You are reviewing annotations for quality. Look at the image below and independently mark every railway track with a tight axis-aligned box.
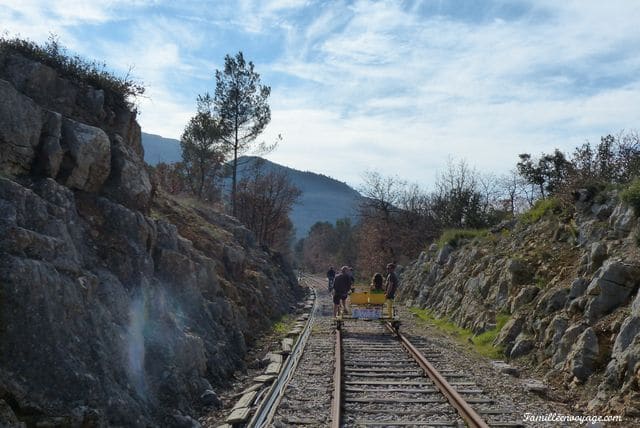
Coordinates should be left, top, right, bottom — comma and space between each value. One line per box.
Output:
334, 321, 523, 427
231, 275, 526, 427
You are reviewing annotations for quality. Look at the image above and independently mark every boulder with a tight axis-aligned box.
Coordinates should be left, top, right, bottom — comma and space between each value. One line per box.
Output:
604, 325, 640, 392
223, 244, 246, 279
592, 203, 614, 221
568, 277, 589, 300
464, 275, 489, 299
577, 219, 606, 247
491, 360, 520, 377
609, 203, 637, 238
632, 289, 640, 317
102, 134, 151, 211
494, 316, 525, 355
511, 286, 539, 312
436, 244, 453, 265
612, 316, 640, 356
553, 323, 587, 367
544, 315, 568, 357
566, 327, 599, 382
510, 334, 536, 358
0, 79, 44, 176
33, 110, 63, 178
584, 261, 640, 323
536, 287, 569, 316
588, 242, 608, 272
59, 118, 111, 192
567, 295, 588, 315
200, 389, 222, 408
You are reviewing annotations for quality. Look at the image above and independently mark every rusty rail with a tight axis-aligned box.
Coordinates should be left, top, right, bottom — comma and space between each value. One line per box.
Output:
330, 326, 342, 428
388, 323, 490, 428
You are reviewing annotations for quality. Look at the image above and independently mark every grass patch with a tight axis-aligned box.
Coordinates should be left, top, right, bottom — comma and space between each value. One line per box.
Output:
520, 197, 562, 224
436, 228, 489, 248
410, 307, 506, 359
272, 314, 294, 334
471, 313, 509, 355
621, 178, 640, 217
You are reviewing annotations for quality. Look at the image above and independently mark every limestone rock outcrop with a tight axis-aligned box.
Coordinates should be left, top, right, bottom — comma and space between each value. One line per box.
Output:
400, 187, 640, 415
0, 51, 302, 426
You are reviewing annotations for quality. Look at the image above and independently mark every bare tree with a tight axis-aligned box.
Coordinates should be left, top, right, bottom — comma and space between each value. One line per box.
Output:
432, 158, 485, 228
235, 160, 301, 252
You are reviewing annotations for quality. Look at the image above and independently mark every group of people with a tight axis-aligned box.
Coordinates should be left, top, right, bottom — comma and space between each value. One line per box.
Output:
327, 263, 399, 317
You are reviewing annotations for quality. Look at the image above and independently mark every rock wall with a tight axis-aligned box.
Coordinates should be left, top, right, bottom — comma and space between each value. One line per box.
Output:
399, 193, 640, 415
0, 52, 302, 426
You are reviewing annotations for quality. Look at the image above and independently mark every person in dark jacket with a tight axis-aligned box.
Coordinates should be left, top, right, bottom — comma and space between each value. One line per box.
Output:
385, 263, 399, 317
327, 266, 336, 292
333, 266, 351, 317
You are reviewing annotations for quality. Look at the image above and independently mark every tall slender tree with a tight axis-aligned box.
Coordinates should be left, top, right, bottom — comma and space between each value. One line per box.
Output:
214, 51, 272, 216
180, 94, 227, 200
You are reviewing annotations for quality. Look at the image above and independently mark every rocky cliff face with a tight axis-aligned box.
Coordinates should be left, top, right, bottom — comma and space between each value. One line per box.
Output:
399, 192, 640, 415
0, 52, 302, 426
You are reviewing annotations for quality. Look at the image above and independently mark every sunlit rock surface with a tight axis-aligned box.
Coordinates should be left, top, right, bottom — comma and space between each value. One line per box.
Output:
0, 52, 302, 426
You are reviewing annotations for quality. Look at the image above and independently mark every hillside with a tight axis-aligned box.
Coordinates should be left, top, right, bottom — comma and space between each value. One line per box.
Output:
140, 132, 364, 239
233, 156, 363, 240
399, 194, 640, 416
142, 132, 182, 164
0, 49, 302, 426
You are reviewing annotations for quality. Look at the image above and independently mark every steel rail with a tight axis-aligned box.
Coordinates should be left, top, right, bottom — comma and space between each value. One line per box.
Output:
387, 323, 490, 428
330, 326, 342, 428
246, 279, 319, 428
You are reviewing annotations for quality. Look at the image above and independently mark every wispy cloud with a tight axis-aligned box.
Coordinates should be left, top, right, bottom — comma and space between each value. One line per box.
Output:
2, 0, 639, 188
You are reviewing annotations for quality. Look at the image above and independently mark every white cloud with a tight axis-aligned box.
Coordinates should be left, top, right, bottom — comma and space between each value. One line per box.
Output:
3, 0, 639, 190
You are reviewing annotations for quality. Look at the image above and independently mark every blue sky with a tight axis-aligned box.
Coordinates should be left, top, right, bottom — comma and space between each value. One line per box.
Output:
2, 0, 639, 189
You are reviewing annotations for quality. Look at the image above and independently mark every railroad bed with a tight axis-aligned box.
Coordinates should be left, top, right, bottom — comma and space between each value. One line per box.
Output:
337, 321, 522, 427
220, 276, 539, 427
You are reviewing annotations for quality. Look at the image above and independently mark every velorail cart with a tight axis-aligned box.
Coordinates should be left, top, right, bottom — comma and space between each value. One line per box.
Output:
335, 291, 401, 331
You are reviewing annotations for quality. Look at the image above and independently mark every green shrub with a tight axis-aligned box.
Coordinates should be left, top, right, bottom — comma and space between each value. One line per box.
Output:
520, 197, 562, 224
0, 34, 144, 108
410, 307, 506, 358
437, 228, 489, 248
272, 314, 294, 334
621, 178, 640, 217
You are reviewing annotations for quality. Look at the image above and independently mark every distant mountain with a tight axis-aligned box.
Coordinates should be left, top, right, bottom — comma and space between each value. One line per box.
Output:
233, 156, 363, 240
142, 132, 182, 164
141, 133, 363, 240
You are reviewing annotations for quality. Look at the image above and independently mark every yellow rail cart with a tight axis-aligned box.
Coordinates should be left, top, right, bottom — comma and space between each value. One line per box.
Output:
336, 291, 400, 330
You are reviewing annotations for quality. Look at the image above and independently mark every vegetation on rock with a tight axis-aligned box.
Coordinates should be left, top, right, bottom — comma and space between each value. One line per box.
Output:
0, 34, 144, 108
621, 178, 640, 217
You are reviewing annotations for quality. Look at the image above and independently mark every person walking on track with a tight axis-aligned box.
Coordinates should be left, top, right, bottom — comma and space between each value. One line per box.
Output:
327, 266, 336, 292
333, 266, 351, 317
384, 263, 399, 318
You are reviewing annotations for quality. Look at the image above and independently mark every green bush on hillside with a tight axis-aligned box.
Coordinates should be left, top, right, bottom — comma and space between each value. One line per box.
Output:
0, 34, 144, 108
520, 197, 562, 224
437, 228, 489, 248
620, 178, 640, 217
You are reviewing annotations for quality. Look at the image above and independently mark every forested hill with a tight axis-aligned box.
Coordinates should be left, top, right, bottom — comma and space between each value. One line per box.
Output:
141, 132, 364, 239
235, 156, 364, 240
